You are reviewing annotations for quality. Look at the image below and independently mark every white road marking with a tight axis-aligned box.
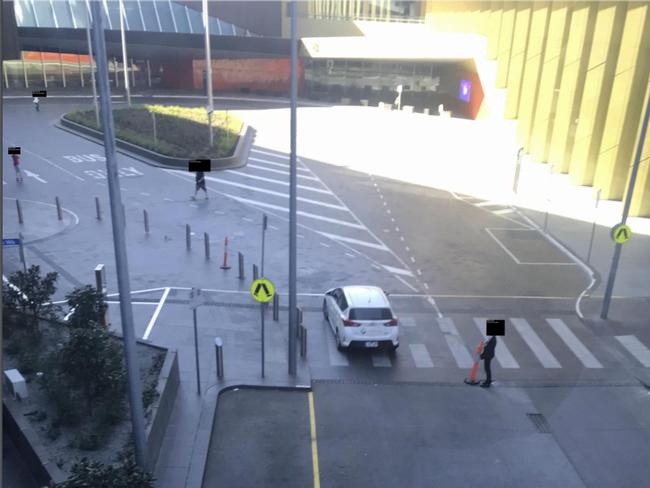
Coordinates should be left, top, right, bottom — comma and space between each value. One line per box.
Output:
400, 236, 405, 241
475, 201, 503, 207
3, 180, 6, 185
248, 164, 319, 180
382, 265, 414, 277
387, 209, 392, 214
379, 194, 384, 199
143, 287, 169, 340
423, 283, 430, 290
249, 157, 310, 172
405, 246, 410, 251
345, 252, 356, 258
107, 301, 158, 305
395, 227, 400, 232
226, 171, 331, 194
17, 146, 85, 181
371, 352, 392, 367
214, 210, 225, 215
410, 257, 416, 263
409, 344, 434, 368
510, 318, 562, 368
269, 225, 279, 230
473, 318, 519, 368
416, 269, 422, 276
614, 335, 650, 367
394, 274, 419, 292
372, 264, 382, 270
298, 234, 305, 239
390, 217, 395, 222
485, 228, 521, 264
383, 201, 387, 206
23, 169, 47, 183
316, 231, 390, 251
140, 192, 150, 196
493, 209, 514, 215
546, 318, 603, 368
223, 194, 366, 229
320, 242, 330, 248
242, 217, 254, 222
437, 317, 474, 368
251, 148, 289, 160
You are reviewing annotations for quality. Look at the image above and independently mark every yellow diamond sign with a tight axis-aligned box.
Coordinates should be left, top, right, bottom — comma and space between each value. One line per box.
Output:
610, 223, 632, 244
250, 278, 275, 303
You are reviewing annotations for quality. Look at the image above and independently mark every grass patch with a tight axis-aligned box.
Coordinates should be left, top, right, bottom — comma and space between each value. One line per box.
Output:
65, 104, 243, 159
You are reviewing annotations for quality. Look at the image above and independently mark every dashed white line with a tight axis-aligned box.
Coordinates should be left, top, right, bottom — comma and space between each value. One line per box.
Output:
345, 252, 356, 258
405, 246, 411, 252
424, 283, 430, 290
298, 234, 305, 239
395, 227, 400, 232
382, 265, 414, 277
242, 217, 254, 222
400, 236, 405, 241
320, 242, 330, 248
416, 269, 422, 276
410, 256, 416, 263
387, 209, 392, 214
140, 192, 150, 196
269, 225, 279, 230
394, 274, 419, 292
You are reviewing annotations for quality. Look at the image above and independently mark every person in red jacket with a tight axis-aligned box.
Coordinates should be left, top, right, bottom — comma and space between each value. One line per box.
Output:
11, 153, 23, 182
480, 335, 497, 388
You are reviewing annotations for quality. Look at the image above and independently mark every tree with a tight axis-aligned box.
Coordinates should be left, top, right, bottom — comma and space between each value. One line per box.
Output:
2, 265, 59, 333
55, 458, 154, 488
65, 285, 107, 328
59, 325, 126, 416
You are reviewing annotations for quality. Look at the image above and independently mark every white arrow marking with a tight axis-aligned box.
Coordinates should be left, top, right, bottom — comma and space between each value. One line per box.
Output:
23, 170, 47, 183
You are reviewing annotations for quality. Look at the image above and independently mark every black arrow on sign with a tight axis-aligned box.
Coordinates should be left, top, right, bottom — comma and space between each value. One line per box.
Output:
254, 283, 271, 298
616, 227, 629, 241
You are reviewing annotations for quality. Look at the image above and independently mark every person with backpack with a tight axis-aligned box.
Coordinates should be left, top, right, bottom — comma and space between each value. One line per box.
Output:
11, 153, 23, 182
480, 335, 497, 388
192, 171, 208, 200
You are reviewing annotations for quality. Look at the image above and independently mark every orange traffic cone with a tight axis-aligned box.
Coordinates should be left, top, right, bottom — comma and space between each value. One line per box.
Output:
464, 340, 485, 385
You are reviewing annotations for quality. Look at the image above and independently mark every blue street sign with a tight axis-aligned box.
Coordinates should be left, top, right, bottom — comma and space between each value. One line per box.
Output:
3, 238, 21, 247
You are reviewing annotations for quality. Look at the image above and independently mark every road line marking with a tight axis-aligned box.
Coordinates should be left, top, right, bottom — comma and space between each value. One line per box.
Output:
298, 234, 305, 239
107, 301, 159, 305
316, 232, 390, 251
410, 256, 416, 263
400, 236, 405, 241
226, 171, 332, 194
249, 157, 310, 172
395, 227, 400, 232
399, 317, 416, 327
485, 228, 521, 264
223, 195, 366, 229
437, 317, 474, 368
473, 317, 520, 368
546, 318, 603, 368
140, 192, 150, 196
405, 246, 410, 251
372, 264, 382, 270
383, 201, 387, 206
345, 252, 355, 258
371, 352, 392, 367
387, 209, 392, 214
269, 225, 279, 230
308, 392, 321, 488
382, 265, 414, 277
205, 176, 346, 210
242, 217, 254, 222
475, 201, 503, 207
510, 318, 561, 368
427, 296, 442, 318
493, 208, 514, 215
248, 164, 319, 180
390, 217, 395, 222
409, 344, 434, 368
320, 242, 330, 248
614, 335, 650, 367
416, 269, 422, 276
19, 146, 85, 181
251, 148, 289, 159
143, 287, 170, 340
394, 274, 419, 292
327, 336, 350, 366
423, 283, 430, 290
379, 194, 384, 199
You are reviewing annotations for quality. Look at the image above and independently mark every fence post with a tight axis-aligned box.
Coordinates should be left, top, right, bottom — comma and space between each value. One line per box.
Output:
95, 196, 101, 220
273, 293, 279, 321
143, 209, 149, 234
204, 232, 210, 260
186, 224, 191, 251
16, 199, 23, 224
300, 325, 307, 358
214, 337, 224, 379
253, 264, 259, 281
55, 197, 63, 221
238, 252, 245, 280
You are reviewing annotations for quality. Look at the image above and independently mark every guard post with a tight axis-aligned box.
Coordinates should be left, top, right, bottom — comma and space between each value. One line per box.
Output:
95, 264, 109, 327
214, 337, 224, 380
55, 197, 63, 221
238, 252, 245, 280
16, 199, 23, 224
300, 325, 307, 358
272, 293, 279, 321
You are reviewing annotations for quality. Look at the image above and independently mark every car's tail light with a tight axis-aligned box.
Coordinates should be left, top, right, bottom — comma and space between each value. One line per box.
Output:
384, 319, 398, 326
343, 319, 360, 327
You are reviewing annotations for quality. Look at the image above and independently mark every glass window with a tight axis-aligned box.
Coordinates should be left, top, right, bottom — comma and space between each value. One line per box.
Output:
105, 0, 121, 29
34, 0, 56, 27
155, 1, 175, 32
123, 1, 143, 31
349, 308, 393, 321
62, 54, 82, 88
187, 6, 203, 34
53, 1, 74, 27
170, 2, 190, 33
15, 0, 36, 27
69, 0, 89, 29
140, 2, 160, 31
209, 17, 222, 35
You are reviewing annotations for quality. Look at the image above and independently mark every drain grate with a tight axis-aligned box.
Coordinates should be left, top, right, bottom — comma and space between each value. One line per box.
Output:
527, 413, 551, 433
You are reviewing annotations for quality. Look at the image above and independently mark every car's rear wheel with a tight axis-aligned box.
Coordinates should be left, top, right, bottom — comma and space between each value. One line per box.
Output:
322, 300, 328, 320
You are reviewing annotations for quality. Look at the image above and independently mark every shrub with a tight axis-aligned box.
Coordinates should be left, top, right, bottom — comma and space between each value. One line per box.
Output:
64, 285, 107, 329
2, 266, 59, 330
55, 458, 155, 488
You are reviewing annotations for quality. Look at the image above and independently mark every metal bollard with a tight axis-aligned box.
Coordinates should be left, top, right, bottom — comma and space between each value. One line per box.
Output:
186, 224, 191, 251
272, 293, 279, 321
214, 337, 224, 379
296, 306, 303, 338
300, 325, 307, 358
122, 203, 126, 227
55, 197, 63, 220
238, 252, 245, 280
16, 199, 23, 224
204, 232, 210, 260
253, 264, 259, 281
298, 306, 303, 325
144, 209, 149, 233
95, 197, 101, 220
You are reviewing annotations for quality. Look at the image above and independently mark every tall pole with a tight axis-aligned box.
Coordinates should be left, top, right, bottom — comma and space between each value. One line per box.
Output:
85, 1, 99, 126
601, 91, 650, 319
90, 0, 146, 469
202, 0, 214, 147
118, 0, 131, 106
288, 0, 298, 376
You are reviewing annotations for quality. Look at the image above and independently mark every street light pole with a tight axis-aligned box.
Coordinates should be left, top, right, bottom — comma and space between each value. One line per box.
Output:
90, 0, 147, 469
601, 91, 650, 319
202, 0, 214, 147
288, 0, 298, 376
118, 0, 131, 106
85, 0, 99, 126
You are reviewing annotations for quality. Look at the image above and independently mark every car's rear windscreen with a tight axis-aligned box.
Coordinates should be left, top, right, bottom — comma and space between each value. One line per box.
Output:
349, 308, 393, 320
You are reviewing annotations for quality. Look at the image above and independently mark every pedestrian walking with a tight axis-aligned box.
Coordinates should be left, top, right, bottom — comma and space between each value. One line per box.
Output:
192, 171, 208, 200
33, 96, 40, 111
480, 335, 497, 388
11, 153, 23, 183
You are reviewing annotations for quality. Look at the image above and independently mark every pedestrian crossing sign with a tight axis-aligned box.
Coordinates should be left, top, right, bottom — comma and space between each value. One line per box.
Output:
610, 223, 632, 244
250, 278, 275, 303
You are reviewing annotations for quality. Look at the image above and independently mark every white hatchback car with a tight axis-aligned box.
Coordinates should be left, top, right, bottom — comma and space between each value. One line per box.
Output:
323, 286, 399, 351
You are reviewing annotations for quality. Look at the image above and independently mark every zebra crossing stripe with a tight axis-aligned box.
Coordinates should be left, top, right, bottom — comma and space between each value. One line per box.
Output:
326, 337, 350, 366
409, 344, 434, 368
546, 318, 603, 368
371, 352, 392, 367
437, 317, 474, 368
510, 318, 562, 368
473, 318, 520, 368
615, 335, 650, 367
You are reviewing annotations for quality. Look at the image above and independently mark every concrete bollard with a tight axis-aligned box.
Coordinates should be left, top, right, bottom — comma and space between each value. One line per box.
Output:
16, 199, 23, 224
186, 224, 191, 251
300, 325, 307, 358
272, 293, 279, 321
214, 337, 224, 379
95, 197, 101, 220
238, 252, 245, 280
143, 209, 149, 233
253, 264, 259, 281
55, 197, 63, 221
423, 108, 430, 115
204, 233, 210, 260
